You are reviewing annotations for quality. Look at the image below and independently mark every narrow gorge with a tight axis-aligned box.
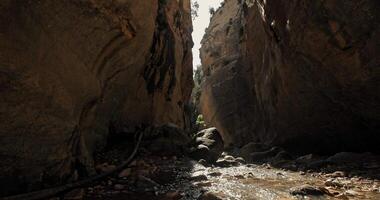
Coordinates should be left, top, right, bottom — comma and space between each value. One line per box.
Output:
0, 0, 379, 199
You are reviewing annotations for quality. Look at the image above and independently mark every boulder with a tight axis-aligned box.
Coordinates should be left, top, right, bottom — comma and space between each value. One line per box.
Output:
190, 128, 224, 163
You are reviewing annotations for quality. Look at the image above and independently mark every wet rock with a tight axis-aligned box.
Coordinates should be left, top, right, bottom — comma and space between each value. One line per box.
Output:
371, 185, 380, 192
215, 159, 239, 167
324, 179, 344, 188
290, 185, 326, 196
344, 190, 361, 197
224, 155, 235, 161
327, 171, 346, 178
190, 128, 223, 163
195, 128, 223, 143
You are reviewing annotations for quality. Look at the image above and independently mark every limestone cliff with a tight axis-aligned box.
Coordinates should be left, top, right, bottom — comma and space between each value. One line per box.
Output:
0, 0, 193, 195
200, 0, 380, 152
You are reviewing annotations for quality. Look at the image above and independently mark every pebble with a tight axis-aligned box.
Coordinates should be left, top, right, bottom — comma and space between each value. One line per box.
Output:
328, 171, 346, 178
224, 155, 235, 161
344, 189, 361, 196
371, 184, 380, 192
215, 159, 239, 167
246, 172, 255, 178
324, 179, 344, 188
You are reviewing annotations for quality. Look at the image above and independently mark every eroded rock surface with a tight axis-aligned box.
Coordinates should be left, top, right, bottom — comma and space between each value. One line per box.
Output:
0, 0, 193, 196
200, 0, 380, 152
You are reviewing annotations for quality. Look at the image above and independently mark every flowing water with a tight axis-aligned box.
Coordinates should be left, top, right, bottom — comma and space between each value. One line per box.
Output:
85, 156, 380, 200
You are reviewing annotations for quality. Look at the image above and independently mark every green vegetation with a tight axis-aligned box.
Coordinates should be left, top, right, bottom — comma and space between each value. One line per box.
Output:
196, 114, 206, 128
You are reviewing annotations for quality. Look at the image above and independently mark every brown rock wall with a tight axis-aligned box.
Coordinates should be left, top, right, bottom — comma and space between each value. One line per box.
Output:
0, 0, 193, 195
200, 0, 380, 152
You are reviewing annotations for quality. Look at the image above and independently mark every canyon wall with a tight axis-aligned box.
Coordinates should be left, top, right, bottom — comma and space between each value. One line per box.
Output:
200, 0, 380, 152
0, 0, 193, 195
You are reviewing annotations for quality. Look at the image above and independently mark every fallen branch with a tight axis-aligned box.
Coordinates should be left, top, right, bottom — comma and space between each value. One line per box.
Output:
1, 131, 144, 200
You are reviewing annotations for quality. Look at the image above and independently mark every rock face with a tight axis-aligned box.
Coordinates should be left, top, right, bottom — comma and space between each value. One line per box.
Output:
0, 0, 193, 196
200, 0, 254, 148
200, 0, 380, 153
